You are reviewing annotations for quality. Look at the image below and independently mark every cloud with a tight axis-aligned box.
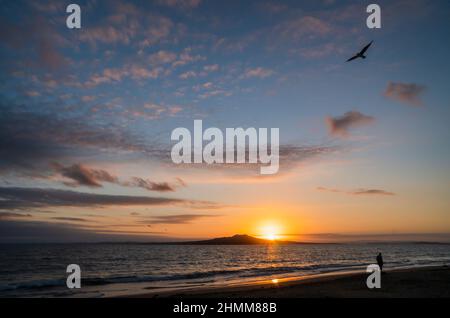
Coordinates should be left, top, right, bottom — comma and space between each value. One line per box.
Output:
30, 1, 65, 13
0, 100, 184, 187
0, 187, 217, 211
317, 187, 395, 196
148, 50, 177, 65
0, 100, 163, 176
0, 16, 67, 71
126, 102, 183, 120
124, 176, 187, 192
79, 3, 173, 48
203, 64, 219, 72
384, 82, 426, 106
81, 96, 96, 102
128, 65, 162, 80
277, 144, 339, 171
51, 217, 91, 222
326, 111, 375, 137
281, 232, 450, 243
128, 178, 175, 192
0, 212, 32, 219
258, 2, 288, 13
0, 109, 67, 175
86, 65, 162, 87
0, 98, 339, 182
179, 71, 197, 79
352, 189, 395, 196
146, 213, 220, 224
297, 43, 337, 59
213, 35, 258, 53
244, 67, 274, 79
272, 16, 332, 43
25, 91, 41, 97
157, 0, 202, 9
0, 97, 190, 177
51, 162, 187, 192
199, 89, 231, 99
172, 49, 205, 67
80, 25, 134, 45
52, 163, 119, 188
0, 219, 173, 243
168, 106, 183, 115
36, 38, 66, 70
175, 177, 187, 187
167, 144, 339, 179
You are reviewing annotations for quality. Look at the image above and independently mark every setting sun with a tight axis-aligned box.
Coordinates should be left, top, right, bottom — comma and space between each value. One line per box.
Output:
260, 223, 282, 241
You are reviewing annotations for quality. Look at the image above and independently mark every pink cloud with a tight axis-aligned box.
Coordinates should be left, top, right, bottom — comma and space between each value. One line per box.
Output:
148, 50, 178, 65
326, 111, 375, 138
317, 187, 395, 196
384, 82, 426, 107
179, 71, 197, 79
244, 67, 274, 79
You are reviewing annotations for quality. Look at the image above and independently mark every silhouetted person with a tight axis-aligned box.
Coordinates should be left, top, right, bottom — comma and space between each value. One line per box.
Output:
376, 253, 384, 272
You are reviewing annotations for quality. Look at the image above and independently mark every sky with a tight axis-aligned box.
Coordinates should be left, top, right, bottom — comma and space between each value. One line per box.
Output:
0, 0, 450, 243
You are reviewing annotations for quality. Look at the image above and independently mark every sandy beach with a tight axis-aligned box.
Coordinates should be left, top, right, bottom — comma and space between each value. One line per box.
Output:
131, 266, 450, 298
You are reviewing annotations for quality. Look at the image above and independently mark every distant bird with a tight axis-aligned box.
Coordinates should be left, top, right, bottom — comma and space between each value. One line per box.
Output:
346, 41, 373, 62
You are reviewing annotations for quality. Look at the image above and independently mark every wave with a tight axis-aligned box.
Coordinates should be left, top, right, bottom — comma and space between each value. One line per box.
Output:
0, 278, 66, 292
0, 262, 377, 292
1, 259, 448, 294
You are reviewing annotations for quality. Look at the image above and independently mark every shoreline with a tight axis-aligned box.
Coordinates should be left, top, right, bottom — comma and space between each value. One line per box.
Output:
125, 265, 450, 298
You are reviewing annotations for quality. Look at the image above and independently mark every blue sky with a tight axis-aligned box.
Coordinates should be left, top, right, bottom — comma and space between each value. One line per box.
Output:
0, 0, 449, 242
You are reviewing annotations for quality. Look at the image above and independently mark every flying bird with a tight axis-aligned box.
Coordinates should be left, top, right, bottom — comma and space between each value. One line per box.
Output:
346, 41, 373, 62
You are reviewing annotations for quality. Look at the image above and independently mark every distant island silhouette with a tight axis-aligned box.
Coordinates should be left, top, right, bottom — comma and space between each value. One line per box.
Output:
174, 234, 310, 245
97, 235, 449, 245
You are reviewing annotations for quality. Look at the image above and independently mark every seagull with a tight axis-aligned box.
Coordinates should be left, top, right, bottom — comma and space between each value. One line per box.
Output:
346, 41, 373, 62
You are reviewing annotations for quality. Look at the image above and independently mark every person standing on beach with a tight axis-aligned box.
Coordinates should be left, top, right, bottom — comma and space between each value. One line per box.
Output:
377, 253, 384, 272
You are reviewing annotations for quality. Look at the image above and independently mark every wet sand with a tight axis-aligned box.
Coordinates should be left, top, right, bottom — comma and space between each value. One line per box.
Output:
131, 266, 450, 298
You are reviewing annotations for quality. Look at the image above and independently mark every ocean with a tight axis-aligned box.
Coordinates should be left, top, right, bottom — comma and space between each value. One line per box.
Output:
1, 243, 449, 297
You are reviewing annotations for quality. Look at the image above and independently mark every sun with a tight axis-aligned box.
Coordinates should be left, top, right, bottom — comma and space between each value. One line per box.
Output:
260, 224, 281, 241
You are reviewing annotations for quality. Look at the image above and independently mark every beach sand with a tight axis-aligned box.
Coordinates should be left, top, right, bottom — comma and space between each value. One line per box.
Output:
131, 266, 450, 298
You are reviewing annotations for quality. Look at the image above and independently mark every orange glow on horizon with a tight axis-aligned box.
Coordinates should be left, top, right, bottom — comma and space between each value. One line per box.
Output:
259, 222, 283, 241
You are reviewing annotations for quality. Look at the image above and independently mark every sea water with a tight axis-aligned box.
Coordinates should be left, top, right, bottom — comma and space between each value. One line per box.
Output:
0, 243, 449, 297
